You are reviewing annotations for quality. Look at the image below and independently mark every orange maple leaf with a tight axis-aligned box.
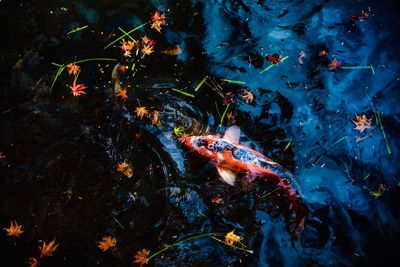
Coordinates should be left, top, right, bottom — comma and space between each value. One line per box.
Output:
328, 59, 342, 71
142, 45, 154, 56
161, 45, 182, 56
66, 63, 80, 76
135, 107, 149, 119
225, 230, 243, 246
151, 111, 161, 126
39, 238, 59, 258
242, 90, 254, 103
352, 114, 372, 132
117, 88, 128, 100
97, 236, 117, 252
133, 249, 150, 266
27, 257, 40, 267
4, 220, 24, 237
117, 162, 134, 178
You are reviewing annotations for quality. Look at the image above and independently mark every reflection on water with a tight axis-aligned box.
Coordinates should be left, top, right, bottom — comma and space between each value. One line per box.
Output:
0, 0, 399, 266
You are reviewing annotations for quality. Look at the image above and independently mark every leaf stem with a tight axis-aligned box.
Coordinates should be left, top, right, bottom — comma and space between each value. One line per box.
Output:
104, 22, 148, 49
219, 103, 230, 126
172, 88, 195, 98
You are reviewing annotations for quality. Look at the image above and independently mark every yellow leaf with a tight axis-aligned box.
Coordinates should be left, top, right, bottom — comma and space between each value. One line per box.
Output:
4, 220, 23, 237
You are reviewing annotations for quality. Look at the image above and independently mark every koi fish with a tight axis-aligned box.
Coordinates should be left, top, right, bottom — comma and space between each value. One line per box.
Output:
183, 126, 306, 238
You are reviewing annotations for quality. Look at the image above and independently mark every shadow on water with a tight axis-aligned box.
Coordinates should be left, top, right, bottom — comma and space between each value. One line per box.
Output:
0, 0, 400, 266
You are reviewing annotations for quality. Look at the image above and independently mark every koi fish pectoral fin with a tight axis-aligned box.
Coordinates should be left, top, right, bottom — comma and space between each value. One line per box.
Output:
217, 166, 236, 186
223, 125, 241, 144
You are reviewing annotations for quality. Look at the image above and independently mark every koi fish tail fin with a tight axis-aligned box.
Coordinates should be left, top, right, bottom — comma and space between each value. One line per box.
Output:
278, 180, 306, 240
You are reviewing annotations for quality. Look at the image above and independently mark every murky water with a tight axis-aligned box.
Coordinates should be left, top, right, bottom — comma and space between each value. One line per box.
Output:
0, 0, 399, 266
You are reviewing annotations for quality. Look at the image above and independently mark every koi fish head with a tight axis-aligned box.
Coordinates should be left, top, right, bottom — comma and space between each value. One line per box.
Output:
183, 135, 220, 159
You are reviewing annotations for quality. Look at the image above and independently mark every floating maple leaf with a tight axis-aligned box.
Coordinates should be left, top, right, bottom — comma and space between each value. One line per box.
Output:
151, 11, 165, 21
151, 111, 161, 126
226, 111, 235, 123
69, 83, 87, 96
173, 126, 185, 136
266, 53, 282, 64
27, 257, 40, 267
120, 40, 136, 57
4, 220, 23, 237
141, 36, 156, 47
117, 162, 133, 178
66, 63, 80, 76
225, 230, 243, 246
318, 50, 329, 57
151, 11, 166, 33
369, 184, 388, 198
161, 45, 182, 56
242, 90, 254, 103
211, 195, 223, 204
134, 249, 150, 266
352, 114, 373, 132
142, 45, 154, 55
118, 64, 127, 73
117, 88, 128, 100
328, 59, 342, 71
39, 238, 59, 258
135, 107, 149, 119
97, 236, 117, 252
359, 9, 371, 21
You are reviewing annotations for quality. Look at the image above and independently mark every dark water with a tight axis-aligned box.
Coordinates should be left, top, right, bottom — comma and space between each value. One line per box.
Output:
1, 0, 400, 266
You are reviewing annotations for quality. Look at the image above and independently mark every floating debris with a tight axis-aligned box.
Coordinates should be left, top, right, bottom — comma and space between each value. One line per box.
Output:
97, 236, 117, 252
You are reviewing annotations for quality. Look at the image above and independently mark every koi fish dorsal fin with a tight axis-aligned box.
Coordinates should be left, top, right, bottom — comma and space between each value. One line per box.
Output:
223, 125, 241, 144
217, 166, 236, 186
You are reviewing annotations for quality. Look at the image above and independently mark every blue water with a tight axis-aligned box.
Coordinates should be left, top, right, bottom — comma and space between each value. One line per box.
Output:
0, 0, 399, 266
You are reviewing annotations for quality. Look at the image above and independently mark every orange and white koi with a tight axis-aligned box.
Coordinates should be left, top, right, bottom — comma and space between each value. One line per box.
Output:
183, 126, 306, 238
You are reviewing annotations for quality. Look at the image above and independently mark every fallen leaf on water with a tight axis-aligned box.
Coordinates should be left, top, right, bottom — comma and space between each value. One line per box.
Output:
328, 59, 341, 71
117, 162, 134, 178
211, 195, 223, 204
117, 88, 128, 100
266, 53, 282, 64
66, 63, 80, 76
97, 236, 117, 252
225, 230, 243, 246
69, 83, 87, 96
173, 126, 185, 136
39, 238, 59, 258
318, 50, 329, 57
370, 184, 388, 198
242, 90, 254, 103
142, 36, 156, 47
352, 114, 372, 132
151, 11, 166, 33
142, 45, 154, 56
4, 220, 24, 237
226, 111, 235, 123
161, 45, 182, 55
151, 111, 161, 126
27, 257, 40, 267
133, 249, 150, 266
118, 64, 127, 73
134, 107, 150, 119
